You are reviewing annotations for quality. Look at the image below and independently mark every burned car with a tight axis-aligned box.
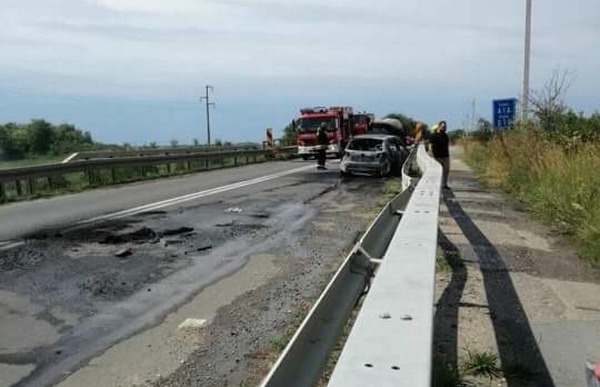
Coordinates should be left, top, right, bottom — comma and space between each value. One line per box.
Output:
340, 134, 408, 176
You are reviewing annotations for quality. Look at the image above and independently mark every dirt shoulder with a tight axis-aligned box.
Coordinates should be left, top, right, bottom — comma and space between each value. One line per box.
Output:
434, 147, 600, 386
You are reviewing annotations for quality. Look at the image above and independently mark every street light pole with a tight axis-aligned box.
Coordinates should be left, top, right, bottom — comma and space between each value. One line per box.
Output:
200, 85, 215, 147
521, 0, 532, 121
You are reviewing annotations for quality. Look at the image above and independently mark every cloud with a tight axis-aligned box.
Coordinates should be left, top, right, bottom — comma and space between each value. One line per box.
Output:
0, 0, 598, 141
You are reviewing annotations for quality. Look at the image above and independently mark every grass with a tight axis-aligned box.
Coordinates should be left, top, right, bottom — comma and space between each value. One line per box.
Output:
0, 156, 64, 170
461, 350, 501, 379
436, 254, 453, 273
433, 360, 473, 387
463, 130, 600, 266
378, 177, 403, 206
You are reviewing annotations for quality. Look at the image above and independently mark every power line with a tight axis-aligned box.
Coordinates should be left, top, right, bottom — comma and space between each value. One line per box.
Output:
200, 85, 215, 147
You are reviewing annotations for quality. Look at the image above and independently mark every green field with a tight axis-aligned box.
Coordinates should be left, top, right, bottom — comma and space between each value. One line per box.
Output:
0, 157, 64, 170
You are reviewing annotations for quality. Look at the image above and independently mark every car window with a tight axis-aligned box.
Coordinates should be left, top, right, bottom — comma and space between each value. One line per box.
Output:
348, 138, 383, 151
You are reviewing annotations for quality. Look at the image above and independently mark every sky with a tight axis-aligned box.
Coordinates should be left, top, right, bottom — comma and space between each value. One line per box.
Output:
1, 0, 599, 145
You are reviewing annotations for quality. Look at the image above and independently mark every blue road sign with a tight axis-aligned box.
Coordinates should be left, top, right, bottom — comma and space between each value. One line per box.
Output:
493, 98, 517, 128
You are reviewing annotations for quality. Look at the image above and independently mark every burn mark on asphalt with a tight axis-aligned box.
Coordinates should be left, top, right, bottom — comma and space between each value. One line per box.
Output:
160, 227, 195, 237
99, 227, 159, 245
303, 183, 339, 204
34, 309, 65, 327
0, 351, 39, 366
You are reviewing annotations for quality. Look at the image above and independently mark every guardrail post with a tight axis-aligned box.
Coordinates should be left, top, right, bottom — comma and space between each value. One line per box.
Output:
166, 163, 172, 175
0, 182, 5, 201
15, 180, 22, 196
234, 157, 238, 167
27, 178, 35, 195
111, 168, 116, 183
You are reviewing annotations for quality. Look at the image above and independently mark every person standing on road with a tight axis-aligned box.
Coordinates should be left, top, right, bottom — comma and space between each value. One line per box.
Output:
429, 120, 450, 190
316, 122, 329, 170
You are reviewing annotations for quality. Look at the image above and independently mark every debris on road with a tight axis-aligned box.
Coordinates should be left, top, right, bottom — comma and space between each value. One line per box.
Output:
160, 227, 195, 237
101, 226, 159, 244
184, 244, 213, 254
225, 207, 243, 213
250, 213, 270, 219
178, 318, 208, 330
115, 248, 133, 258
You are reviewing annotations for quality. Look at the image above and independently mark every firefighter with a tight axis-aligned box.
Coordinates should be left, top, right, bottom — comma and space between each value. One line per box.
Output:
316, 122, 329, 170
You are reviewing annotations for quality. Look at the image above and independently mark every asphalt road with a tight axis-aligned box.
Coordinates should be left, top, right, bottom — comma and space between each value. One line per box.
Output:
0, 158, 387, 387
0, 160, 315, 243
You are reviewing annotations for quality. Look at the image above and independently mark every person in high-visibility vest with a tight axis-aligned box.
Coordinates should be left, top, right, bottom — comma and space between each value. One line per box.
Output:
414, 122, 425, 144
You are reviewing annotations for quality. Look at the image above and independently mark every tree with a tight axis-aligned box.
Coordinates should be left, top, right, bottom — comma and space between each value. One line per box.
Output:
478, 118, 492, 132
28, 119, 54, 154
282, 122, 296, 145
51, 123, 94, 155
528, 69, 572, 132
192, 138, 200, 147
169, 139, 179, 148
471, 119, 493, 142
214, 138, 223, 147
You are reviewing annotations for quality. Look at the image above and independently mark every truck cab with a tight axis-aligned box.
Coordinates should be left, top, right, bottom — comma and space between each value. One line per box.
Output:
295, 106, 354, 159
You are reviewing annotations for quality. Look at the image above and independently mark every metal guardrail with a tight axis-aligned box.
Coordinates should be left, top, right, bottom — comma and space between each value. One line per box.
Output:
0, 147, 298, 200
62, 145, 263, 163
0, 149, 271, 184
260, 144, 442, 387
329, 144, 441, 386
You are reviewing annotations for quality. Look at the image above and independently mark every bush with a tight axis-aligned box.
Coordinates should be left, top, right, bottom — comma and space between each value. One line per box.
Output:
0, 120, 97, 158
464, 122, 600, 266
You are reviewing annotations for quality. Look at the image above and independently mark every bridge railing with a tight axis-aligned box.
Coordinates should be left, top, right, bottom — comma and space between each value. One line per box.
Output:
0, 147, 297, 202
260, 144, 442, 387
61, 145, 264, 163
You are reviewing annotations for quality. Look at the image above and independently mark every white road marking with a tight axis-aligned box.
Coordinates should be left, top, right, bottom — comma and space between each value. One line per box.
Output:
1, 163, 321, 250
0, 241, 25, 251
75, 164, 315, 225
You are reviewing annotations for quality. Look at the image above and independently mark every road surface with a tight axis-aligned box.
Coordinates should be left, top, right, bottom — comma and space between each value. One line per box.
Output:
0, 159, 388, 386
0, 160, 318, 244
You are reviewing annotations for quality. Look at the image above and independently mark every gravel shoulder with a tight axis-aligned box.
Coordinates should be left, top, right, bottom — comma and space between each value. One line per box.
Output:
434, 147, 600, 386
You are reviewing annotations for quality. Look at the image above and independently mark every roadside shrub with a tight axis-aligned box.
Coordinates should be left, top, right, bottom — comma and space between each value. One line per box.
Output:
464, 125, 600, 266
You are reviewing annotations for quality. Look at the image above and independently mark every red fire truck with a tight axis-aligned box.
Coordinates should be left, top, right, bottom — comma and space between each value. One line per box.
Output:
294, 106, 370, 159
352, 112, 373, 136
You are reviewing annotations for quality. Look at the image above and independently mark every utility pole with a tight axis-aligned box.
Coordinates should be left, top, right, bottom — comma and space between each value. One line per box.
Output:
471, 99, 477, 131
521, 0, 532, 121
200, 85, 215, 147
